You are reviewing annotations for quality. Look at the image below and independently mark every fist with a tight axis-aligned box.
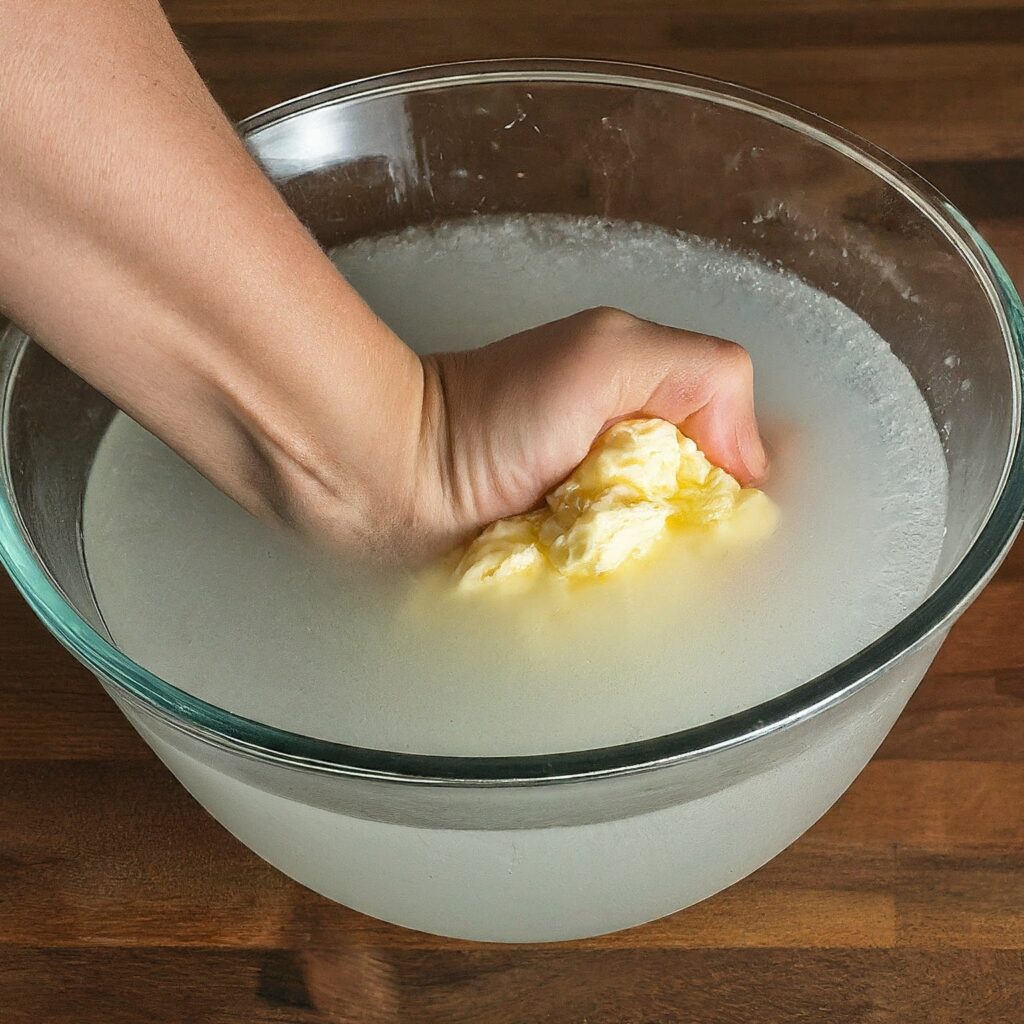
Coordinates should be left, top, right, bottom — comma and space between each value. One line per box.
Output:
410, 307, 768, 557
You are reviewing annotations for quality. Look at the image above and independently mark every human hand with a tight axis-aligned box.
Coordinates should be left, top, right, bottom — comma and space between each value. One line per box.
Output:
371, 307, 770, 561
0, 5, 767, 570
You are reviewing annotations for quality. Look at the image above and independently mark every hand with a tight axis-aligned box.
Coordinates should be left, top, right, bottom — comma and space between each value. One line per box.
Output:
0, 4, 766, 568
365, 307, 769, 561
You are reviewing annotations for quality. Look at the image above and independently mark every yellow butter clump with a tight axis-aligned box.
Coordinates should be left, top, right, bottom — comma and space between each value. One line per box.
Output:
456, 418, 777, 589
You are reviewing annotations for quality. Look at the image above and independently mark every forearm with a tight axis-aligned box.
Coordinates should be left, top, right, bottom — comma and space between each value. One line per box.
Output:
0, 0, 422, 534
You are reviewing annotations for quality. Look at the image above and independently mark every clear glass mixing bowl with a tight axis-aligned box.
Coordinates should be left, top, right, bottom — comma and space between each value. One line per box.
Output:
2, 61, 1022, 942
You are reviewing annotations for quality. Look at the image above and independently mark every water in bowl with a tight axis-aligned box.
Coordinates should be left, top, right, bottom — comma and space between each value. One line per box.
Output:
82, 216, 948, 756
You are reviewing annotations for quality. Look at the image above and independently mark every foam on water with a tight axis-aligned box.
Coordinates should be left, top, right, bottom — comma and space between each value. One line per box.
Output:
82, 216, 948, 755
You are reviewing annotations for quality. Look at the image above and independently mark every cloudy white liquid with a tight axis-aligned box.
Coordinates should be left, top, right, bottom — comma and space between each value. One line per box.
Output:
83, 216, 948, 756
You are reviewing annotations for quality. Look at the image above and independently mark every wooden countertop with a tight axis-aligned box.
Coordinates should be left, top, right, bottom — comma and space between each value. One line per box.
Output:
2, 2, 1023, 1021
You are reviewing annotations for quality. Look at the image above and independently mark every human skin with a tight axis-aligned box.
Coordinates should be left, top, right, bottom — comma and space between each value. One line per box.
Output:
0, 0, 768, 562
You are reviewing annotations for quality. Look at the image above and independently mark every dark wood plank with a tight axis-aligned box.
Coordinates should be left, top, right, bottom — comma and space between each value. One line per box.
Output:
3, 946, 1024, 1024
156, 3, 1024, 161
878, 671, 1024, 762
162, 0, 1024, 21
0, 594, 149, 762
930, 582, 1024, 675
896, 851, 1024, 949
819, 760, 1024, 850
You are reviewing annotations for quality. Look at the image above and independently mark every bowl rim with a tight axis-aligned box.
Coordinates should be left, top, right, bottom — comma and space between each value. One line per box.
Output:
2, 58, 1022, 786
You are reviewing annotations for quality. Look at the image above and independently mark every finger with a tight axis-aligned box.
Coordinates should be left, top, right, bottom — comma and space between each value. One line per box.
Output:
682, 389, 768, 486
555, 312, 770, 485
679, 345, 768, 485
639, 334, 768, 485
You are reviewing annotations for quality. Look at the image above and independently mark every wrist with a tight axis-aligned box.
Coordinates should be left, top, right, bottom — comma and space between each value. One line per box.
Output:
215, 295, 431, 558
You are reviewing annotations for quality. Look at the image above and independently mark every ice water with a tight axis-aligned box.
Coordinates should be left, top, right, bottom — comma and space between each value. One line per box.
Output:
82, 216, 948, 756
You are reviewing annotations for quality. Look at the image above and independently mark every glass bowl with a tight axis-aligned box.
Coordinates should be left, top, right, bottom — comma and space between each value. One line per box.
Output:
1, 60, 1022, 942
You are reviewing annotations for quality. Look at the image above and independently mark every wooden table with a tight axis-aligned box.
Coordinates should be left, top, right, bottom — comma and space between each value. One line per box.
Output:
2, 2, 1023, 1021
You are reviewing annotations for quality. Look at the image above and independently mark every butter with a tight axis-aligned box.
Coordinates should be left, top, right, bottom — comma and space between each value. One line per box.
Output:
454, 511, 548, 588
456, 418, 778, 589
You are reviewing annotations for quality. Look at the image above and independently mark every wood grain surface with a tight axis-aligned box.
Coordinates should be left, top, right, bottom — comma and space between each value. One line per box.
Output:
2, 2, 1023, 1021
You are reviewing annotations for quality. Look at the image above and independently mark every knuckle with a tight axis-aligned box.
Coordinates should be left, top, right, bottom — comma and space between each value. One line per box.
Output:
579, 305, 641, 335
571, 307, 648, 369
712, 339, 754, 378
